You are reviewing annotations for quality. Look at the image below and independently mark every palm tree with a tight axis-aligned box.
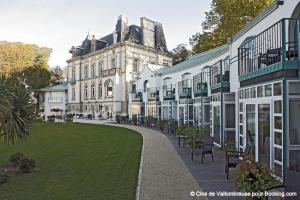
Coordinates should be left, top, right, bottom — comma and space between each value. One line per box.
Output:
0, 78, 34, 144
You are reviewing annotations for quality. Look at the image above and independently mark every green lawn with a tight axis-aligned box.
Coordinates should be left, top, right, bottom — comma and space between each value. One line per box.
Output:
0, 122, 142, 200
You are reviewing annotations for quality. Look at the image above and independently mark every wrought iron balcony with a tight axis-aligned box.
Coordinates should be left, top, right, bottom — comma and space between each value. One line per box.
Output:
69, 77, 76, 85
132, 90, 143, 102
178, 79, 192, 99
193, 72, 209, 97
210, 59, 230, 93
163, 84, 176, 100
147, 88, 160, 101
102, 68, 119, 77
238, 18, 299, 84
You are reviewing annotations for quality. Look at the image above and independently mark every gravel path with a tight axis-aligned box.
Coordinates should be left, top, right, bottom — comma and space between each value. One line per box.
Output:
74, 120, 204, 200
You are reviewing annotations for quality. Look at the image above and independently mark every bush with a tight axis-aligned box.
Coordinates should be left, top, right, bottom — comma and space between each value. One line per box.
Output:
65, 118, 73, 123
47, 115, 55, 122
8, 152, 36, 173
9, 152, 24, 166
132, 115, 137, 125
18, 158, 36, 173
115, 115, 121, 123
0, 171, 9, 185
235, 157, 278, 195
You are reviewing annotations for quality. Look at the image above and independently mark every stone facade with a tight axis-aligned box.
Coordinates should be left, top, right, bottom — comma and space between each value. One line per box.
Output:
66, 15, 172, 119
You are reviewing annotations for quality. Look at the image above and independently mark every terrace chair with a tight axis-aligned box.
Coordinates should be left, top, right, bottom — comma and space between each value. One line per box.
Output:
225, 144, 251, 179
201, 136, 214, 164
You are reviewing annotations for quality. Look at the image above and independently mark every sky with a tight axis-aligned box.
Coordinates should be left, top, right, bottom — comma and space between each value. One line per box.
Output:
0, 0, 212, 68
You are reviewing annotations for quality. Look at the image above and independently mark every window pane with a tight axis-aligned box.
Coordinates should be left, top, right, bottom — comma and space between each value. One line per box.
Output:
274, 147, 282, 162
225, 104, 235, 128
289, 82, 300, 95
240, 136, 244, 146
274, 116, 282, 130
251, 87, 256, 98
274, 132, 282, 146
274, 101, 282, 114
240, 114, 243, 123
246, 104, 256, 159
258, 86, 264, 97
289, 100, 300, 145
289, 150, 300, 172
239, 102, 243, 112
265, 84, 272, 96
273, 82, 282, 96
274, 162, 282, 177
240, 125, 243, 135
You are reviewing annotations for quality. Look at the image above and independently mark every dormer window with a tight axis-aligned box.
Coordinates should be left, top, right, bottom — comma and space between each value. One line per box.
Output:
91, 43, 96, 52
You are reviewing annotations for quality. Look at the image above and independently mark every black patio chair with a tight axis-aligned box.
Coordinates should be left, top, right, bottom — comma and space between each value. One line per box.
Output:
201, 136, 214, 164
225, 144, 251, 179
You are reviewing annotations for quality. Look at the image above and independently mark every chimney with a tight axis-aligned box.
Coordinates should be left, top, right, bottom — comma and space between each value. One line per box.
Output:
140, 17, 155, 48
115, 15, 129, 42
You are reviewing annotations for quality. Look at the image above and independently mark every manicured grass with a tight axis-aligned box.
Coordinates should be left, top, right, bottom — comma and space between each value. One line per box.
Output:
0, 122, 142, 200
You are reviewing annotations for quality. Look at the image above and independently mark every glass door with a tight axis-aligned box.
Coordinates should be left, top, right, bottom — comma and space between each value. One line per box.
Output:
258, 104, 271, 167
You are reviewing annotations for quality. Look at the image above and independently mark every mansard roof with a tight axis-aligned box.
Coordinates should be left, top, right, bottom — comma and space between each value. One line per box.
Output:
154, 44, 229, 75
38, 83, 68, 92
70, 16, 168, 58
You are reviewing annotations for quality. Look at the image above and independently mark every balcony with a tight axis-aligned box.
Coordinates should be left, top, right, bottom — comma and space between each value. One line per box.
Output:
163, 84, 176, 100
48, 97, 63, 104
147, 88, 160, 101
102, 68, 119, 78
210, 59, 230, 93
238, 18, 299, 86
132, 90, 143, 102
69, 77, 76, 85
193, 72, 209, 97
178, 79, 192, 99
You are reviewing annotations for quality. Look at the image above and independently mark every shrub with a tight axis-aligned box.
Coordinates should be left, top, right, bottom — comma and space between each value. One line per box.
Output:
9, 152, 24, 166
143, 117, 149, 126
18, 158, 36, 173
132, 115, 137, 125
115, 115, 121, 123
47, 115, 55, 122
235, 157, 278, 195
0, 171, 9, 185
65, 118, 73, 123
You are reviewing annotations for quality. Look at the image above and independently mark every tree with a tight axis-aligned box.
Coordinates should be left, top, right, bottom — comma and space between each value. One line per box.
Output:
171, 44, 194, 65
190, 0, 274, 53
50, 66, 64, 84
0, 41, 52, 77
0, 78, 34, 144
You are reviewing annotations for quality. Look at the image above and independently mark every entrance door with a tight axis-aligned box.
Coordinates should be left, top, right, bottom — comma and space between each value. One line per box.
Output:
258, 104, 271, 167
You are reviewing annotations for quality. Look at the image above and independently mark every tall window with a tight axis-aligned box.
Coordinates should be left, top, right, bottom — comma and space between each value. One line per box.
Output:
84, 65, 88, 79
111, 58, 116, 68
98, 84, 102, 98
91, 84, 95, 99
71, 66, 75, 80
72, 88, 75, 100
144, 80, 149, 92
84, 84, 88, 99
98, 61, 103, 77
91, 65, 95, 78
105, 80, 113, 97
133, 59, 139, 72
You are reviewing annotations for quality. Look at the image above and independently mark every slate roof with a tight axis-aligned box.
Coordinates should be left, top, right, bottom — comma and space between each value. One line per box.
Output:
154, 44, 229, 75
70, 17, 168, 58
38, 83, 68, 92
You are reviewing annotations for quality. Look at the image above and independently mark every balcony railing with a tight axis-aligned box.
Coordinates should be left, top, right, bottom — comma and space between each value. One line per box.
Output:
69, 77, 76, 84
193, 72, 209, 97
102, 68, 119, 77
132, 90, 143, 102
178, 79, 192, 98
238, 18, 299, 81
147, 88, 160, 101
163, 84, 176, 100
48, 97, 63, 104
210, 59, 230, 92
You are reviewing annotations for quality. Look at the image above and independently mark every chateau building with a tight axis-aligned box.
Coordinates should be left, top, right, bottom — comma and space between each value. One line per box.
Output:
66, 15, 172, 119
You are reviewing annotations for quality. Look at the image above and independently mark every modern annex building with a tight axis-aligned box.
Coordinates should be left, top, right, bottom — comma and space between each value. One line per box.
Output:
128, 0, 300, 188
66, 15, 173, 119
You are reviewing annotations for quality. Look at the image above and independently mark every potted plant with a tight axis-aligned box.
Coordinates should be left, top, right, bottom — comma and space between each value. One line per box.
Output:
235, 157, 279, 199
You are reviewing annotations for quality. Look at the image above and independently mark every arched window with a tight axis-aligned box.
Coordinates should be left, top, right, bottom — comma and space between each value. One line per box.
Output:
84, 65, 88, 79
144, 80, 150, 92
98, 83, 102, 98
91, 65, 95, 78
104, 79, 114, 97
